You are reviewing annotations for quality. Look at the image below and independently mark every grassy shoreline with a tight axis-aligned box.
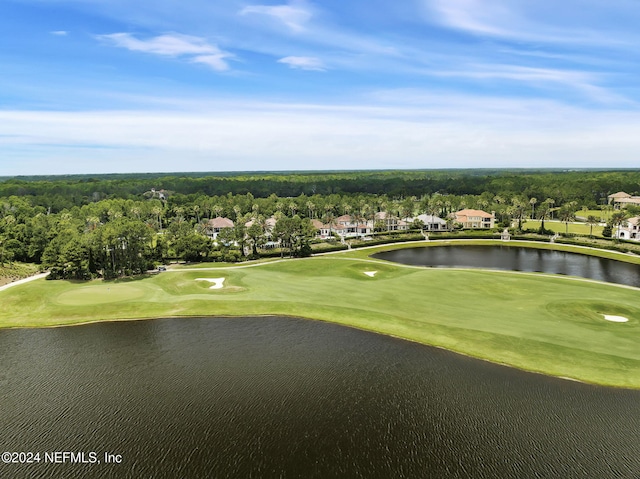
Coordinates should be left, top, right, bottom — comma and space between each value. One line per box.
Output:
2, 240, 640, 389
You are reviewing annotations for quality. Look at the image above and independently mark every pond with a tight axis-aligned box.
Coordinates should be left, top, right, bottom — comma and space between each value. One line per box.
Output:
373, 245, 640, 287
1, 317, 639, 478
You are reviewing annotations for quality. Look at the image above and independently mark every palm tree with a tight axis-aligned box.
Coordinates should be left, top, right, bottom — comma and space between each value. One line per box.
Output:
151, 206, 163, 231
511, 197, 527, 230
586, 215, 599, 238
529, 197, 537, 219
193, 205, 201, 224
536, 200, 550, 232
547, 198, 556, 219
559, 204, 576, 235
306, 201, 315, 219
610, 210, 629, 241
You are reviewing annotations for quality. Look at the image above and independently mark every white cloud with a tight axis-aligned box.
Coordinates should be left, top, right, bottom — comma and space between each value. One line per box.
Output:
191, 55, 231, 72
428, 65, 628, 105
425, 0, 637, 46
97, 33, 233, 71
98, 33, 217, 56
240, 2, 312, 32
278, 56, 325, 71
50, 30, 69, 36
3, 96, 640, 174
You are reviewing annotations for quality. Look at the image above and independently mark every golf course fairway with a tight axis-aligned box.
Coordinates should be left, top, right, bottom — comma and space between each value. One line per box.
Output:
1, 242, 640, 389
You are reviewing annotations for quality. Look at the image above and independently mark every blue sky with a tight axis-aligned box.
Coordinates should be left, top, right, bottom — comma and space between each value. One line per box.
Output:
1, 0, 640, 175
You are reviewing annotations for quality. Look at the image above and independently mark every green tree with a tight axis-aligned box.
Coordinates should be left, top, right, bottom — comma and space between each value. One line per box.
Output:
559, 203, 577, 234
586, 215, 599, 238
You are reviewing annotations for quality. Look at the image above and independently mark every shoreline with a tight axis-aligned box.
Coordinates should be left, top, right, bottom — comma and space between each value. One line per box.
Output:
2, 241, 639, 390
0, 312, 603, 389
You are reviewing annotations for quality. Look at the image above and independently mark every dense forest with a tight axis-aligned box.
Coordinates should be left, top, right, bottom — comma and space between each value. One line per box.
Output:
1, 169, 640, 213
1, 169, 638, 280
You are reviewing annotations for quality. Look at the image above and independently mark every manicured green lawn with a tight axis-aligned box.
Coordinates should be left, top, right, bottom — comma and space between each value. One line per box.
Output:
576, 209, 613, 222
2, 242, 640, 388
524, 219, 604, 236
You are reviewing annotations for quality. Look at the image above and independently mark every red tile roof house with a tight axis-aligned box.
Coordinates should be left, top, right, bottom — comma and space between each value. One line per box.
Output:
454, 209, 496, 229
205, 217, 234, 240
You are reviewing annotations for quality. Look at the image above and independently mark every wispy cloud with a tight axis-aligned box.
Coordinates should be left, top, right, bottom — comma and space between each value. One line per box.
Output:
425, 0, 638, 46
3, 94, 640, 175
278, 56, 325, 71
239, 1, 312, 32
97, 33, 233, 71
50, 30, 69, 36
429, 65, 628, 104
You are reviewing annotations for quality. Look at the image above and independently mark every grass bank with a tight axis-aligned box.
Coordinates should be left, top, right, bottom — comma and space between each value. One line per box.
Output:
1, 242, 640, 388
0, 262, 41, 287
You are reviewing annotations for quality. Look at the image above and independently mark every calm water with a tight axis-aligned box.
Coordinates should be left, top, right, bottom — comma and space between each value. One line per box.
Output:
373, 245, 640, 287
1, 317, 639, 478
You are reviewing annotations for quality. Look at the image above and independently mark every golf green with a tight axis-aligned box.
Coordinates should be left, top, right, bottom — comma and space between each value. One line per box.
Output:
1, 242, 639, 388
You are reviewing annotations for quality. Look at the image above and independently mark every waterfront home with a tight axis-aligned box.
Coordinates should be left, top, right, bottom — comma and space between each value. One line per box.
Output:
454, 209, 495, 229
312, 215, 373, 239
614, 216, 639, 241
412, 214, 448, 232
375, 212, 409, 231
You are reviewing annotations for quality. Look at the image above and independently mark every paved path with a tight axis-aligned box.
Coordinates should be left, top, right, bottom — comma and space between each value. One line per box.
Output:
0, 272, 49, 292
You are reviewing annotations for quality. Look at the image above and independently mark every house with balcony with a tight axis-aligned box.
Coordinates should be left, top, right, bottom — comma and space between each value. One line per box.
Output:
205, 217, 234, 240
454, 209, 495, 229
614, 216, 640, 241
374, 212, 409, 231
608, 192, 640, 209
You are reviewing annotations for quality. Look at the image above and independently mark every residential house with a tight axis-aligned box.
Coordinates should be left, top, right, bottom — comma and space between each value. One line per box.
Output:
411, 214, 448, 232
614, 216, 640, 241
245, 216, 279, 247
374, 212, 409, 231
312, 215, 373, 239
454, 209, 495, 229
608, 191, 640, 209
205, 217, 234, 240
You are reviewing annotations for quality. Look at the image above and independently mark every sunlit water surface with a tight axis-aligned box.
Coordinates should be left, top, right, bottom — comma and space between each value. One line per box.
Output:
2, 317, 640, 478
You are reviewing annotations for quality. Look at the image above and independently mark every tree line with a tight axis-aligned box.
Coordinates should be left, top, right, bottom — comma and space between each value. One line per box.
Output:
1, 169, 639, 280
2, 169, 640, 213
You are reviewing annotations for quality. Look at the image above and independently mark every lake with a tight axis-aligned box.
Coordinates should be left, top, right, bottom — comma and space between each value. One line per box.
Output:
2, 316, 639, 478
373, 244, 640, 287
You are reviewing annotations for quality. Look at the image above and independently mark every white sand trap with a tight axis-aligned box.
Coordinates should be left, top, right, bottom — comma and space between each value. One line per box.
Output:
364, 271, 377, 277
196, 278, 225, 289
603, 314, 629, 323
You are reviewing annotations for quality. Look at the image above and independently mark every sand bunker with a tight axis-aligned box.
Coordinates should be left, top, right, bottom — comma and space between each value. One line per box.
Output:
364, 271, 377, 277
196, 278, 225, 289
603, 314, 629, 323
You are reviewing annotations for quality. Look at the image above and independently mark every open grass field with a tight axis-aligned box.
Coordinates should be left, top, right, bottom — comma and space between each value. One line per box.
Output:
523, 219, 604, 236
576, 209, 613, 222
1, 241, 640, 388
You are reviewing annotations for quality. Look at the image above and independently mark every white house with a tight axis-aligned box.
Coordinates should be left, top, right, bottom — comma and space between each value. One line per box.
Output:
614, 216, 640, 241
411, 214, 448, 232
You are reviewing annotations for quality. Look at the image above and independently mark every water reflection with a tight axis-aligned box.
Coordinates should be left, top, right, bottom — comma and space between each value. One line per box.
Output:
373, 245, 640, 287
